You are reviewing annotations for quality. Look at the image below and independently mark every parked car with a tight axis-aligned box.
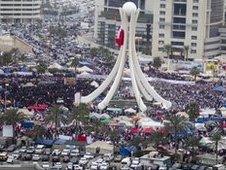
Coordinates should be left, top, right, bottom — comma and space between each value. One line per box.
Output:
61, 149, 70, 156
44, 148, 51, 155
53, 162, 62, 169
7, 145, 16, 152
42, 162, 50, 169
52, 156, 60, 162
35, 145, 45, 154
19, 146, 26, 153
114, 155, 122, 162
27, 146, 35, 154
63, 156, 70, 163
32, 154, 40, 161
79, 157, 88, 165
41, 155, 49, 161
84, 152, 94, 159
52, 149, 61, 156
73, 164, 83, 170
6, 155, 14, 164
24, 154, 32, 161
12, 150, 21, 160
0, 152, 8, 161
70, 149, 79, 157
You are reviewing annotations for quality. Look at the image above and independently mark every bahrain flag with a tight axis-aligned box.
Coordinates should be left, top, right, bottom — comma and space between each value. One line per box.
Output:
115, 27, 124, 47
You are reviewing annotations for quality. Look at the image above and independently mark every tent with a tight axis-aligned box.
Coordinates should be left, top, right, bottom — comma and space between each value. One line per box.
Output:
0, 69, 4, 75
35, 139, 54, 147
125, 108, 136, 113
213, 86, 225, 92
77, 66, 93, 73
90, 81, 99, 88
138, 118, 164, 129
79, 71, 90, 77
119, 146, 137, 157
28, 103, 48, 112
48, 63, 64, 70
22, 82, 35, 88
200, 108, 216, 116
14, 71, 33, 76
17, 108, 34, 116
86, 141, 114, 154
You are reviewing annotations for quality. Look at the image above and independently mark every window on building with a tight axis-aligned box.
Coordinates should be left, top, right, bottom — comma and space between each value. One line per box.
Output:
174, 3, 186, 16
159, 33, 165, 38
160, 4, 166, 8
192, 27, 197, 31
191, 36, 197, 40
192, 20, 198, 24
193, 6, 198, 10
191, 43, 197, 47
191, 49, 197, 53
159, 25, 165, 29
193, 0, 199, 3
159, 18, 165, 22
192, 13, 198, 17
172, 31, 185, 39
160, 11, 165, 15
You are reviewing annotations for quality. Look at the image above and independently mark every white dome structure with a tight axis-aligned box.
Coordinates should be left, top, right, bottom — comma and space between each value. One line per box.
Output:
122, 2, 137, 17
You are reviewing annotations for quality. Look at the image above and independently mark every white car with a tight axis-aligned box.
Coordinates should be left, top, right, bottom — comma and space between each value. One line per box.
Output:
35, 145, 44, 154
121, 157, 131, 166
19, 146, 26, 153
99, 162, 109, 170
32, 154, 40, 161
132, 158, 140, 165
67, 162, 73, 170
84, 152, 94, 159
79, 157, 88, 165
12, 150, 20, 160
103, 153, 113, 162
52, 149, 61, 156
70, 149, 79, 157
90, 165, 98, 170
96, 158, 103, 164
42, 162, 50, 169
61, 149, 70, 156
54, 162, 62, 169
6, 156, 14, 163
73, 164, 83, 170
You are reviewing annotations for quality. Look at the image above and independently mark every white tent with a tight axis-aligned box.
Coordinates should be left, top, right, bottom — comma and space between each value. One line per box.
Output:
48, 63, 64, 70
200, 108, 216, 116
44, 72, 53, 76
79, 71, 90, 77
0, 69, 4, 75
77, 66, 93, 73
17, 108, 34, 117
86, 141, 114, 154
90, 81, 99, 88
125, 108, 136, 113
14, 71, 33, 76
138, 118, 164, 129
220, 107, 226, 118
22, 82, 35, 88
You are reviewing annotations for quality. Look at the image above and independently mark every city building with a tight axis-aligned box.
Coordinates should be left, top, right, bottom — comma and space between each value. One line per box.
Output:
152, 0, 225, 59
0, 0, 42, 23
94, 0, 153, 54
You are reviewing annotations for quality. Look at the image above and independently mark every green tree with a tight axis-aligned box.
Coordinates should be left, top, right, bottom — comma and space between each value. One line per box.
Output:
0, 109, 26, 137
190, 67, 200, 81
183, 45, 189, 61
162, 44, 172, 59
185, 102, 199, 121
164, 114, 187, 155
153, 57, 162, 69
71, 57, 79, 72
210, 130, 222, 164
45, 106, 68, 130
151, 130, 168, 147
28, 124, 46, 140
183, 136, 200, 162
36, 62, 47, 74
70, 103, 90, 124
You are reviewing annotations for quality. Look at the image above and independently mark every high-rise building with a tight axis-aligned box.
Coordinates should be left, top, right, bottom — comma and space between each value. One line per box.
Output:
94, 0, 153, 54
0, 0, 42, 23
152, 0, 225, 59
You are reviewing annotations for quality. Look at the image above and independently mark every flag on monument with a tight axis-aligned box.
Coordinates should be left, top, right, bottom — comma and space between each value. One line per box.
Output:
115, 27, 124, 47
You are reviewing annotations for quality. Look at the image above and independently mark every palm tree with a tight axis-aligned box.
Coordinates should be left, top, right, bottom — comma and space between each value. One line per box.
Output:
183, 45, 189, 61
183, 136, 200, 162
162, 44, 172, 59
210, 130, 222, 164
0, 109, 26, 137
153, 57, 162, 69
151, 130, 168, 147
28, 124, 46, 140
70, 103, 90, 125
164, 114, 187, 155
45, 106, 68, 130
71, 57, 79, 73
190, 67, 200, 81
185, 102, 199, 121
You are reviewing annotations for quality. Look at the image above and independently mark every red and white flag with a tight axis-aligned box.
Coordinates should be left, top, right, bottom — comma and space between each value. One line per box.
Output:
115, 27, 124, 47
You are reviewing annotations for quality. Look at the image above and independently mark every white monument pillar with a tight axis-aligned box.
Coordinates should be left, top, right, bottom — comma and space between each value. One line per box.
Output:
80, 2, 172, 112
